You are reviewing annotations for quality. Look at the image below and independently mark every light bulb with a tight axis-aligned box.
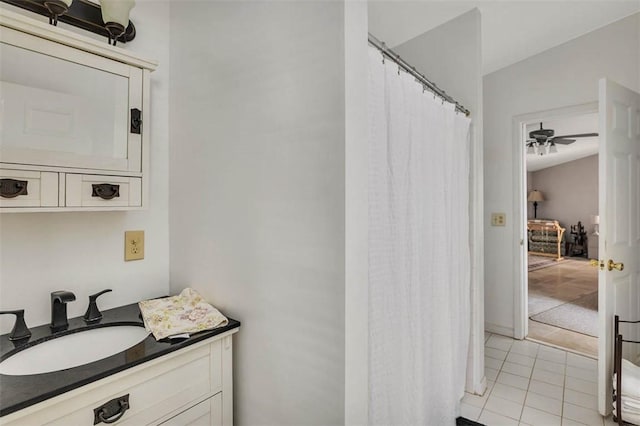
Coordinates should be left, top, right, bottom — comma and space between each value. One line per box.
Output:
100, 0, 135, 45
526, 143, 535, 155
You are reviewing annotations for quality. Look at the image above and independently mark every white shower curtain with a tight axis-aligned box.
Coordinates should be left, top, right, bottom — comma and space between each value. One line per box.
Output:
368, 46, 472, 425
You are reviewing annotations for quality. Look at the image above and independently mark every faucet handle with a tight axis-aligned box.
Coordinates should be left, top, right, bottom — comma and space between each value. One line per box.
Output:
0, 309, 32, 341
83, 289, 112, 323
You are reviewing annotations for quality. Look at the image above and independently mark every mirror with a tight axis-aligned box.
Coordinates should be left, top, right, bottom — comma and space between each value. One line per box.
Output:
0, 42, 129, 161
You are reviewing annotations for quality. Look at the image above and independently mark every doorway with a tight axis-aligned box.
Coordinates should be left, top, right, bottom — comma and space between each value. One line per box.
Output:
514, 103, 600, 357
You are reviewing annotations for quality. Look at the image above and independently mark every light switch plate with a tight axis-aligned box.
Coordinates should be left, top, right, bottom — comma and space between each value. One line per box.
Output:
125, 230, 144, 261
491, 213, 506, 227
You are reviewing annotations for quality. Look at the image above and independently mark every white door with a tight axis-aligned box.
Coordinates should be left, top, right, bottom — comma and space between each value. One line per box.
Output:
598, 78, 640, 415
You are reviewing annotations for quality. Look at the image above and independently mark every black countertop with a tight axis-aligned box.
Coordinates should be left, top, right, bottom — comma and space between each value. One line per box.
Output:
0, 303, 240, 417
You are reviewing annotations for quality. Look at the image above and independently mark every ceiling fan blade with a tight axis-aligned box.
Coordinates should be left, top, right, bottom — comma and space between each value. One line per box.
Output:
552, 138, 576, 145
552, 132, 598, 139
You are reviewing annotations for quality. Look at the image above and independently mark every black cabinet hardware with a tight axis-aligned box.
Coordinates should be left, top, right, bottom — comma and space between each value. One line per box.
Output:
0, 179, 28, 198
93, 394, 130, 424
130, 108, 142, 134
92, 184, 120, 200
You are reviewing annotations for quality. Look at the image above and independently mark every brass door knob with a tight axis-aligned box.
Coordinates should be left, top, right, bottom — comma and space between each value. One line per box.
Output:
589, 259, 604, 270
608, 259, 624, 271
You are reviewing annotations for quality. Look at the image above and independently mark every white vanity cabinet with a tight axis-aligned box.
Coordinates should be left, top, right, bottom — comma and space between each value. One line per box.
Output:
0, 331, 236, 426
0, 10, 157, 212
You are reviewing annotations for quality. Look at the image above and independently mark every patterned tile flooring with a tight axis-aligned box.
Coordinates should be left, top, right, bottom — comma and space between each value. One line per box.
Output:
461, 333, 615, 426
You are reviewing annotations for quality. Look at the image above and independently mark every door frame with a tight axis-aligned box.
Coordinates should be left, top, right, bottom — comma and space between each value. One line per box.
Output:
511, 101, 599, 339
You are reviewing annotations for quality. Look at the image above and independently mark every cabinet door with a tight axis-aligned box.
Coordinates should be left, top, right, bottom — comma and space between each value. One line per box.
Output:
0, 27, 142, 173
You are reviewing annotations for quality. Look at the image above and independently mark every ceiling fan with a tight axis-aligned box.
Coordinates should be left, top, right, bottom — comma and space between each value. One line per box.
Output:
526, 122, 598, 155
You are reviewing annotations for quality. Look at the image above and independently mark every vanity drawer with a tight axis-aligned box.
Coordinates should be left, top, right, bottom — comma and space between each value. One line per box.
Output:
0, 169, 58, 208
13, 340, 225, 426
65, 174, 141, 207
160, 392, 222, 426
112, 341, 222, 426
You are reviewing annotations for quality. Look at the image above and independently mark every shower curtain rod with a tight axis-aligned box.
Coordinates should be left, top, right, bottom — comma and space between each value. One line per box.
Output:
368, 33, 471, 117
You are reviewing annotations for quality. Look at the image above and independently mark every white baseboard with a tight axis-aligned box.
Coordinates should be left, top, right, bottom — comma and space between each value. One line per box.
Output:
485, 322, 515, 338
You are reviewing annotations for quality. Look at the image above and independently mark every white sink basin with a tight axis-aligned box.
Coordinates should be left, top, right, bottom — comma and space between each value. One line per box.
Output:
0, 326, 149, 376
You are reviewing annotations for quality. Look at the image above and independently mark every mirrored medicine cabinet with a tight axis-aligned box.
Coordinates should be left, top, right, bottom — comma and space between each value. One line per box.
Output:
0, 9, 157, 212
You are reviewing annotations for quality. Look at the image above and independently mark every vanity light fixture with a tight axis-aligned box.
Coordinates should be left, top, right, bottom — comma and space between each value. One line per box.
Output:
43, 0, 73, 26
99, 0, 135, 46
1, 0, 137, 44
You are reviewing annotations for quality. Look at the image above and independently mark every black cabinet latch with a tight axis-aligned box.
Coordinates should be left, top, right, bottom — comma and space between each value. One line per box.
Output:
130, 108, 142, 134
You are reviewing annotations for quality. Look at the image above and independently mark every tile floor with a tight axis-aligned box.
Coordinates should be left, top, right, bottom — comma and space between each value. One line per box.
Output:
461, 333, 615, 426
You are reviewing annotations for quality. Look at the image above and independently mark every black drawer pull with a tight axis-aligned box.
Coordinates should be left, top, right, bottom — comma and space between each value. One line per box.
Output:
92, 184, 120, 200
94, 394, 129, 424
0, 179, 28, 198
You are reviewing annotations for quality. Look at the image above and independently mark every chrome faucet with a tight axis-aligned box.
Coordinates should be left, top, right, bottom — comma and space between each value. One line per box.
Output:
50, 291, 76, 332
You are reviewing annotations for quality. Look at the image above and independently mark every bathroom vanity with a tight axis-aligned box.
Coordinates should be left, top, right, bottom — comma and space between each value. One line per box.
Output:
0, 304, 240, 425
0, 9, 156, 212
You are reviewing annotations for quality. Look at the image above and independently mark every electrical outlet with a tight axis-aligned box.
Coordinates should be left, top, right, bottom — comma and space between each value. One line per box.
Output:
125, 230, 144, 261
491, 213, 506, 227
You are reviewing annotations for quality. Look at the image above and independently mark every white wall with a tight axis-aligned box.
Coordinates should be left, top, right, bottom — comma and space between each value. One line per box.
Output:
344, 1, 369, 423
392, 8, 486, 395
168, 2, 350, 424
393, 9, 482, 123
527, 171, 534, 219
484, 13, 640, 335
529, 155, 599, 229
0, 1, 171, 333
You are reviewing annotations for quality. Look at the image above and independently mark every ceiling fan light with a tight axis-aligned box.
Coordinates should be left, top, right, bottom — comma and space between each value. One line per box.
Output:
549, 142, 558, 154
526, 143, 535, 155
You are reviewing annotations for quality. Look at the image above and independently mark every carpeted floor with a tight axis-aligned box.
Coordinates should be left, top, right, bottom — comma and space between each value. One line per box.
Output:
530, 291, 598, 337
528, 254, 566, 272
528, 257, 598, 342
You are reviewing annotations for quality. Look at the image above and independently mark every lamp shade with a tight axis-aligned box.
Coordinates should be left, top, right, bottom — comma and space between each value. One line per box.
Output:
528, 190, 545, 202
100, 0, 135, 27
591, 215, 600, 225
